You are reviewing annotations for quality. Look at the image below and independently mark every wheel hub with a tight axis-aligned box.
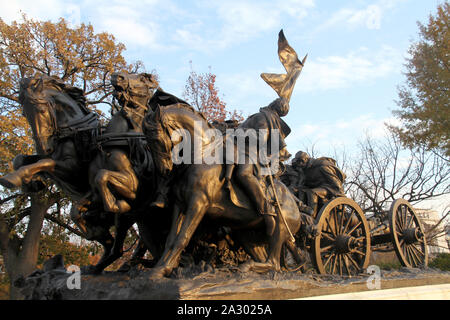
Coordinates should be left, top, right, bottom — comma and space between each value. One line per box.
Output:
403, 227, 423, 244
334, 235, 359, 253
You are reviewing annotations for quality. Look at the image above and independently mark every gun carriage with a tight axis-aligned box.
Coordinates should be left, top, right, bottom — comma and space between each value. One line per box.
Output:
283, 195, 428, 276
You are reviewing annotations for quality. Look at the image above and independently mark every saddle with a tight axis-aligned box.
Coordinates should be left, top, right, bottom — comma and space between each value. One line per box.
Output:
224, 172, 274, 211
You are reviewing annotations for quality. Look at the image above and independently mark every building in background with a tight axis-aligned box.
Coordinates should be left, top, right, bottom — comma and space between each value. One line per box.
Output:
415, 209, 450, 255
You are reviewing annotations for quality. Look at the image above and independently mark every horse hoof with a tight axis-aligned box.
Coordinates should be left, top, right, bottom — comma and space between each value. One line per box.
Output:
117, 262, 131, 273
116, 200, 131, 213
148, 267, 167, 280
81, 265, 102, 275
0, 174, 22, 188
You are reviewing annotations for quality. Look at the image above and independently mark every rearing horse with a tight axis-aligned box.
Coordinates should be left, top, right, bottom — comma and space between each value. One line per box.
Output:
80, 71, 162, 272
143, 103, 305, 278
0, 75, 142, 273
0, 76, 132, 270
88, 72, 158, 214
0, 75, 98, 198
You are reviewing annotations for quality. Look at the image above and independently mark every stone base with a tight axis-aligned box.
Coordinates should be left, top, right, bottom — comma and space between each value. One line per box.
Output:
18, 266, 450, 300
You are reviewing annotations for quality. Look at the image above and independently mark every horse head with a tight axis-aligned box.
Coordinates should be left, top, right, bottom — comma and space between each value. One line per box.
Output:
111, 71, 159, 111
143, 105, 174, 175
19, 75, 88, 155
144, 102, 220, 175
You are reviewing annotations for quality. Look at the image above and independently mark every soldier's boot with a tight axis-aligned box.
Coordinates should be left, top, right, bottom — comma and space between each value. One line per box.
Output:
306, 191, 319, 217
263, 201, 277, 237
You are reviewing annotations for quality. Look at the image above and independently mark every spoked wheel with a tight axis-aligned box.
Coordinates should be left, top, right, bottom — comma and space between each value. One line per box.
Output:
389, 199, 428, 268
312, 197, 371, 276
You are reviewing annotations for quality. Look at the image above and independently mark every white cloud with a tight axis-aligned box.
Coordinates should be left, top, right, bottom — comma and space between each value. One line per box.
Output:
173, 0, 315, 52
324, 5, 382, 30
299, 46, 402, 92
1, 0, 70, 23
318, 0, 407, 32
3, 0, 314, 53
285, 114, 401, 154
88, 1, 165, 50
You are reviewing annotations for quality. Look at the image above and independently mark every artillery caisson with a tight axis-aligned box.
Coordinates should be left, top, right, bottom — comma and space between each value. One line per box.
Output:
282, 197, 428, 276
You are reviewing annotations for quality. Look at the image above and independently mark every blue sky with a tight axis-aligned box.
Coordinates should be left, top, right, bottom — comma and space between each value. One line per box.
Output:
1, 0, 445, 154
2, 1, 448, 213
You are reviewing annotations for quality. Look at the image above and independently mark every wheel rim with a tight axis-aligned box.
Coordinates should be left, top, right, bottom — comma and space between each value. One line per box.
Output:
389, 199, 428, 268
313, 197, 371, 276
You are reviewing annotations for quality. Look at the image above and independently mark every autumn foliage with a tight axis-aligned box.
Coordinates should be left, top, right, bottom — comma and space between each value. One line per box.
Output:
0, 14, 140, 109
389, 3, 450, 157
183, 63, 243, 123
0, 16, 143, 299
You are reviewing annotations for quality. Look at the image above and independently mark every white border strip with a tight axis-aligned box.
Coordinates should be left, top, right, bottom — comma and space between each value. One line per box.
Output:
294, 283, 450, 300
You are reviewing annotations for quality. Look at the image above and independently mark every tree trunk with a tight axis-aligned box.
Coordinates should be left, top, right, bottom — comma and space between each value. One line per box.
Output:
0, 192, 56, 300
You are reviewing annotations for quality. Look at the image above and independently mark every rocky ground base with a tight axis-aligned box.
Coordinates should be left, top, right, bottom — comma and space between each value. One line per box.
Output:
16, 255, 450, 300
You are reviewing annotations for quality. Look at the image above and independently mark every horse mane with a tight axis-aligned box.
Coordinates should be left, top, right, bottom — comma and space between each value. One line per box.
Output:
162, 103, 211, 127
19, 75, 88, 113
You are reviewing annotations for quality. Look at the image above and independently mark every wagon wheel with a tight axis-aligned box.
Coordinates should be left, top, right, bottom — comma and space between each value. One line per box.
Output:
312, 197, 371, 276
389, 199, 428, 268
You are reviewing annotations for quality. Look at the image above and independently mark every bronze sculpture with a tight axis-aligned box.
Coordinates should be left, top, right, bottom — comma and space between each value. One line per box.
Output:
288, 151, 346, 217
0, 29, 429, 288
226, 97, 292, 238
143, 103, 306, 278
0, 76, 98, 195
0, 76, 123, 272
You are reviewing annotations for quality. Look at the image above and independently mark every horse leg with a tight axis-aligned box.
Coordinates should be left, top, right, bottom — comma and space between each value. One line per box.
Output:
149, 195, 208, 279
0, 158, 56, 188
265, 219, 284, 271
81, 232, 114, 275
94, 169, 138, 213
238, 221, 284, 273
266, 189, 304, 272
118, 239, 148, 272
136, 220, 162, 261
164, 203, 184, 249
233, 229, 268, 263
92, 214, 135, 272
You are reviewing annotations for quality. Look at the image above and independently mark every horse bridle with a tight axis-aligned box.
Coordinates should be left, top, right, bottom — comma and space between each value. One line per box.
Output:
26, 98, 59, 143
28, 94, 99, 143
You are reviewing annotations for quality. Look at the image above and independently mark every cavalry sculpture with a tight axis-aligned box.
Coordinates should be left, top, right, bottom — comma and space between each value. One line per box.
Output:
0, 30, 428, 280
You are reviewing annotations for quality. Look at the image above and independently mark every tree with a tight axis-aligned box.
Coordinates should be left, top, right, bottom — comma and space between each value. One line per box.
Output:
389, 3, 450, 158
0, 188, 61, 298
0, 15, 144, 299
183, 62, 243, 123
0, 14, 144, 114
342, 133, 450, 215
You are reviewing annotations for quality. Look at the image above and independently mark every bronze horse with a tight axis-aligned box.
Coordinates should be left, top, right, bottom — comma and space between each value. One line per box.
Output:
80, 72, 161, 272
0, 75, 159, 273
0, 76, 139, 271
0, 76, 98, 197
143, 103, 306, 278
82, 72, 191, 273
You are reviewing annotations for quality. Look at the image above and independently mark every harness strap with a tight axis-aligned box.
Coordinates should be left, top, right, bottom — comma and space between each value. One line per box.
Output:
95, 132, 147, 147
57, 112, 100, 139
